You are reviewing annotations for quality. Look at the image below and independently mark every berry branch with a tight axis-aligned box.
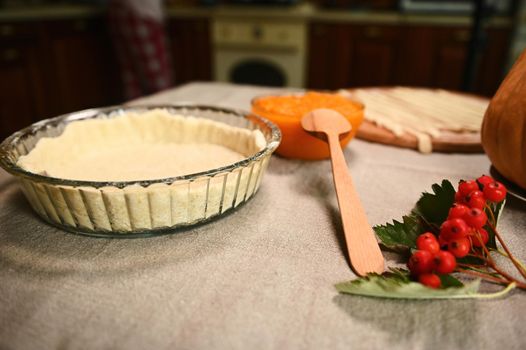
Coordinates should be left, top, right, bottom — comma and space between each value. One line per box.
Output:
338, 176, 524, 299
406, 175, 526, 290
495, 249, 526, 272
456, 268, 523, 288
463, 245, 526, 289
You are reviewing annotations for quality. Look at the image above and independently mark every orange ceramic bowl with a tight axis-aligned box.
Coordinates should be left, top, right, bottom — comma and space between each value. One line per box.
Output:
251, 92, 364, 160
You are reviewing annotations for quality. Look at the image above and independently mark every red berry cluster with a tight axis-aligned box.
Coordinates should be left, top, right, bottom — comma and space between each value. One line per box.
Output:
408, 175, 507, 289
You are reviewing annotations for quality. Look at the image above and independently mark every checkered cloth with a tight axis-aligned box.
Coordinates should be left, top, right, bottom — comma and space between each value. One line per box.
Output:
108, 0, 174, 99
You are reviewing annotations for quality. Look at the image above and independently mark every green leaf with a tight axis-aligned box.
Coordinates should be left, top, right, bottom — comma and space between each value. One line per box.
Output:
373, 180, 458, 251
413, 179, 456, 226
439, 274, 464, 287
386, 267, 412, 282
374, 215, 423, 252
456, 255, 486, 266
336, 274, 515, 299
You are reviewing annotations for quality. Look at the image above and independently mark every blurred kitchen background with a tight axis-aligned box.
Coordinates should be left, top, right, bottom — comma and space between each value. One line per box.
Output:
1, 0, 525, 140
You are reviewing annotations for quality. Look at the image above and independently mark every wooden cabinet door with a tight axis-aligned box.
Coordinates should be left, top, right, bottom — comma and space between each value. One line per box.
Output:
43, 19, 121, 117
398, 26, 471, 90
0, 19, 122, 138
169, 18, 211, 85
308, 23, 401, 89
308, 23, 350, 90
0, 43, 44, 140
0, 22, 45, 139
401, 25, 510, 96
347, 24, 402, 87
308, 22, 510, 96
474, 27, 512, 96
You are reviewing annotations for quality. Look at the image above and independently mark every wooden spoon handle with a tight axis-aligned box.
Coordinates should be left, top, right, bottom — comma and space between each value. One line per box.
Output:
326, 133, 385, 276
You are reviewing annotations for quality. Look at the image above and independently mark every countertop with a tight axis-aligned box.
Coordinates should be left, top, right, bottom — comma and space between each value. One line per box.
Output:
0, 4, 104, 22
0, 82, 525, 350
0, 3, 513, 27
166, 3, 513, 26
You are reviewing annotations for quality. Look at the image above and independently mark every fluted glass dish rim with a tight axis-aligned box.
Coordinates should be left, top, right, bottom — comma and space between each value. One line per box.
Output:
0, 104, 281, 189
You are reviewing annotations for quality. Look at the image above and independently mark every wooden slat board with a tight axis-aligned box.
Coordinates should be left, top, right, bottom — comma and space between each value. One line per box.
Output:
348, 87, 489, 153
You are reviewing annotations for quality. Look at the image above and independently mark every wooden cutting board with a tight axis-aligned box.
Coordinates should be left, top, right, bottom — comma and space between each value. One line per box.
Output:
357, 120, 483, 153
348, 87, 489, 153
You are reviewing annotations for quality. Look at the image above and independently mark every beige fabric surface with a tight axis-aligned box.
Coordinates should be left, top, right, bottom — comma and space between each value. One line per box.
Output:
1, 82, 525, 350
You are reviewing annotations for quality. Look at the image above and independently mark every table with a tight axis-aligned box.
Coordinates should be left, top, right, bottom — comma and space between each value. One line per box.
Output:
1, 82, 525, 350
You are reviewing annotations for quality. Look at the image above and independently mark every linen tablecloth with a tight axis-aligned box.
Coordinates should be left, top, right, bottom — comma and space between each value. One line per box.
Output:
1, 82, 525, 350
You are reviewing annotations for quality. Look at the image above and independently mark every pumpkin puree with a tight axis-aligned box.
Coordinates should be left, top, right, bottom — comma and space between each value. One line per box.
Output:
252, 92, 364, 160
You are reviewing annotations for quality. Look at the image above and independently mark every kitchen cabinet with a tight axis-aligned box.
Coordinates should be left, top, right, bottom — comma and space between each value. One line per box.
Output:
308, 23, 349, 89
308, 23, 405, 89
0, 43, 43, 140
307, 22, 512, 96
472, 27, 511, 95
0, 23, 46, 141
308, 23, 405, 90
169, 18, 212, 85
0, 19, 121, 141
43, 19, 121, 117
405, 25, 512, 95
396, 26, 472, 90
347, 24, 403, 87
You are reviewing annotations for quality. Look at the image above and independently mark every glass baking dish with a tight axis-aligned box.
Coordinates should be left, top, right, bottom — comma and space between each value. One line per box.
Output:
0, 105, 281, 237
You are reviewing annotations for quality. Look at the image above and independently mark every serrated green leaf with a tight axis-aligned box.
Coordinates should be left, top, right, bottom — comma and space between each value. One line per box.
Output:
374, 215, 423, 251
374, 180, 457, 251
335, 274, 515, 299
387, 267, 412, 282
413, 179, 456, 226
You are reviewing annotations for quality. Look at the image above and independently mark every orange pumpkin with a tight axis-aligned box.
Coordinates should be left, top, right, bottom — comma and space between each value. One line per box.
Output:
481, 49, 526, 189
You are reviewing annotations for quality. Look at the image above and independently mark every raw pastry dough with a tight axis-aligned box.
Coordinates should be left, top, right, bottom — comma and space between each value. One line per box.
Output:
18, 109, 266, 181
343, 87, 488, 153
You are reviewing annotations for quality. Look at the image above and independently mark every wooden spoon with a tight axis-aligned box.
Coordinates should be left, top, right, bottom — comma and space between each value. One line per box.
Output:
301, 109, 384, 276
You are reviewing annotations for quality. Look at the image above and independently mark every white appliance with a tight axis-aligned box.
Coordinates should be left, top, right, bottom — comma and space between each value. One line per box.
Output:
400, 0, 513, 13
212, 19, 307, 87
